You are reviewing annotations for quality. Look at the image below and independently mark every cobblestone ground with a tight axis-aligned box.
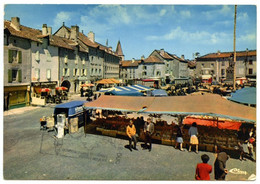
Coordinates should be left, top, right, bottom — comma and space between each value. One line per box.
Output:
3, 94, 256, 181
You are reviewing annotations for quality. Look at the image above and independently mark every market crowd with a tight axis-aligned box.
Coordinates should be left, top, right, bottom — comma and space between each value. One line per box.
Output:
125, 118, 256, 181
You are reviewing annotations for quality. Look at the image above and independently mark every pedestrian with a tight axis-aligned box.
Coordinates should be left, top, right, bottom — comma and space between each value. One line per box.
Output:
214, 152, 229, 180
80, 87, 84, 97
175, 125, 184, 151
238, 141, 246, 161
134, 117, 141, 137
188, 122, 199, 153
247, 127, 255, 158
143, 117, 154, 151
126, 120, 137, 151
195, 154, 212, 180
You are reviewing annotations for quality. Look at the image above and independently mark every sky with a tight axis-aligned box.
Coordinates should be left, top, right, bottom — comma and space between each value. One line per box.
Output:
2, 1, 257, 60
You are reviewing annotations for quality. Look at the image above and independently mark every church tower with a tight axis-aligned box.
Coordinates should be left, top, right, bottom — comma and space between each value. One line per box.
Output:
116, 40, 124, 61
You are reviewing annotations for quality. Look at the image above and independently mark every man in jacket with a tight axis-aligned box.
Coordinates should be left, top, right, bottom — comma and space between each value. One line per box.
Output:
126, 120, 137, 151
144, 118, 154, 151
214, 152, 229, 180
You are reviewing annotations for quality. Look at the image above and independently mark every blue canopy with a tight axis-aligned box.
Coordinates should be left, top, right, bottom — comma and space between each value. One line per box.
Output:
54, 101, 86, 116
228, 87, 256, 105
97, 85, 151, 96
110, 89, 144, 96
151, 89, 168, 97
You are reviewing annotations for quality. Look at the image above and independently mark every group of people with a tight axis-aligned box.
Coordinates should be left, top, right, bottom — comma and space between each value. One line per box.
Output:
126, 117, 154, 152
126, 119, 200, 153
195, 152, 230, 180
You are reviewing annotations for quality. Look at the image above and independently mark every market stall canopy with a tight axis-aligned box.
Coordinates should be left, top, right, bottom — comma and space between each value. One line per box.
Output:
144, 93, 256, 122
95, 78, 121, 84
55, 101, 86, 117
183, 116, 242, 130
228, 87, 256, 105
84, 94, 256, 122
84, 95, 154, 112
97, 84, 151, 95
56, 87, 68, 91
40, 88, 51, 92
150, 89, 168, 97
81, 83, 94, 87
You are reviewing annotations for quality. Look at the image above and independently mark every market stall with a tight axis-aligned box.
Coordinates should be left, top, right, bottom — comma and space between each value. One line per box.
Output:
83, 94, 256, 151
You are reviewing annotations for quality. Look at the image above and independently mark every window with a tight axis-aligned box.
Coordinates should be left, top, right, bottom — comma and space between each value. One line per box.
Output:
8, 50, 22, 63
222, 61, 225, 66
64, 55, 68, 64
221, 69, 225, 75
82, 58, 86, 65
8, 69, 22, 83
45, 50, 51, 62
211, 63, 214, 67
63, 68, 70, 76
249, 69, 253, 75
75, 56, 79, 65
35, 51, 40, 61
35, 68, 40, 80
156, 71, 161, 76
249, 60, 253, 65
201, 63, 204, 68
143, 66, 147, 70
46, 69, 51, 80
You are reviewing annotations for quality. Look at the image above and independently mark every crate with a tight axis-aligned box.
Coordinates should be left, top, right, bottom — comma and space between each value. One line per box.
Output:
69, 117, 78, 133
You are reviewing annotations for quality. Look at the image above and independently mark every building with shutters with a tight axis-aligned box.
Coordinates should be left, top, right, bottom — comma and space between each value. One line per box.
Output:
4, 17, 32, 110
194, 50, 257, 83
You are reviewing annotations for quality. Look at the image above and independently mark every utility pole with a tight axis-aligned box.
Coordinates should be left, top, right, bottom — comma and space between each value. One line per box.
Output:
233, 5, 237, 90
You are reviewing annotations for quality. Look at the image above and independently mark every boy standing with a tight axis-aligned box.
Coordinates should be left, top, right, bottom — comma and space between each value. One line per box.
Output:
195, 154, 212, 180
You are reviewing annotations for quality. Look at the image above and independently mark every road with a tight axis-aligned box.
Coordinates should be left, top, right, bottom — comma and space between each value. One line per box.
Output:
3, 95, 256, 181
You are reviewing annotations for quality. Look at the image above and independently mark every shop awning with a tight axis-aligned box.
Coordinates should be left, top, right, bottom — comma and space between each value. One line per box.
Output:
95, 78, 121, 84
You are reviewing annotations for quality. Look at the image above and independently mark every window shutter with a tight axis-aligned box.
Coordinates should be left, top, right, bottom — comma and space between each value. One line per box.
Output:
18, 69, 22, 82
67, 68, 70, 76
18, 51, 22, 63
8, 69, 12, 83
63, 68, 65, 76
8, 50, 13, 63
46, 69, 51, 80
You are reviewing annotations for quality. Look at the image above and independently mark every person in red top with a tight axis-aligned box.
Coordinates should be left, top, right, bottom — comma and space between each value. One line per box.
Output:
195, 154, 212, 180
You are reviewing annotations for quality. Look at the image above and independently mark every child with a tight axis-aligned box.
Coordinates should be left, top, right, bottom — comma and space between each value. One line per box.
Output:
195, 154, 212, 180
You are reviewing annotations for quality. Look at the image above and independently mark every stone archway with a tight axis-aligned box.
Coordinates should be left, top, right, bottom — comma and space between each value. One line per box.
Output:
61, 80, 71, 91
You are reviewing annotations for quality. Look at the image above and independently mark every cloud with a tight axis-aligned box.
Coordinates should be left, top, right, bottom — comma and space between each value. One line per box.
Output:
160, 9, 167, 16
238, 32, 256, 42
145, 26, 232, 45
237, 12, 249, 21
180, 10, 191, 18
202, 5, 233, 20
54, 11, 72, 26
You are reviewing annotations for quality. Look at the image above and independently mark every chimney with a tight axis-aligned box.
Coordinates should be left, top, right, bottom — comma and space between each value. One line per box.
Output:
47, 27, 52, 35
141, 55, 145, 60
132, 58, 135, 63
70, 25, 79, 41
42, 24, 48, 35
11, 17, 20, 31
181, 55, 185, 60
217, 50, 221, 55
88, 31, 95, 42
160, 48, 165, 55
